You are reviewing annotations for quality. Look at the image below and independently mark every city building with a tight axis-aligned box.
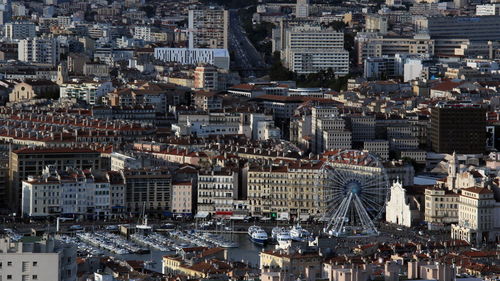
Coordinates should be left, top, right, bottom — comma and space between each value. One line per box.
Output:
416, 16, 500, 42
22, 167, 125, 219
476, 4, 500, 16
4, 21, 35, 40
247, 162, 324, 220
287, 49, 350, 75
123, 168, 172, 215
0, 236, 77, 281
424, 186, 459, 226
260, 249, 322, 279
18, 37, 59, 65
296, 0, 310, 18
154, 48, 230, 70
59, 81, 114, 105
451, 187, 499, 245
282, 25, 349, 75
356, 34, 434, 66
197, 168, 238, 216
193, 91, 223, 112
188, 9, 229, 49
9, 147, 104, 211
194, 65, 226, 91
171, 181, 193, 216
430, 102, 486, 154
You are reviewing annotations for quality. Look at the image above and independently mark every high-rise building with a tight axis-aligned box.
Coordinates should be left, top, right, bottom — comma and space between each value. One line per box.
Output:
283, 25, 349, 75
0, 0, 12, 25
18, 37, 59, 65
0, 236, 77, 281
4, 21, 36, 40
296, 0, 310, 18
188, 9, 229, 49
415, 16, 500, 42
430, 102, 486, 154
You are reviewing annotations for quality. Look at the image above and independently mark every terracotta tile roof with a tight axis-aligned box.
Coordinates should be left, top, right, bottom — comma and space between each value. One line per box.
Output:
462, 187, 493, 194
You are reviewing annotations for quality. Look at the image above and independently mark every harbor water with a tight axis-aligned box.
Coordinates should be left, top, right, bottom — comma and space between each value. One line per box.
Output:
117, 233, 273, 272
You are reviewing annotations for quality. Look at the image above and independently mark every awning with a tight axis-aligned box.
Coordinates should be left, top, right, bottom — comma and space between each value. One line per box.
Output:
194, 211, 209, 218
215, 211, 233, 216
230, 215, 247, 220
277, 212, 289, 221
317, 216, 330, 222
299, 214, 310, 221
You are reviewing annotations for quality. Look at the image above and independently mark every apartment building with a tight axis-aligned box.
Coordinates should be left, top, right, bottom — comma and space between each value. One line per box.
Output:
171, 181, 193, 216
363, 140, 389, 160
197, 169, 238, 215
0, 237, 77, 281
247, 162, 324, 220
22, 167, 125, 219
193, 91, 223, 112
4, 21, 35, 40
18, 37, 59, 65
283, 25, 349, 75
451, 187, 499, 244
154, 48, 230, 70
356, 34, 434, 65
346, 115, 376, 143
424, 186, 459, 225
194, 65, 226, 91
476, 4, 500, 16
60, 81, 114, 105
296, 0, 310, 18
311, 106, 342, 153
323, 130, 352, 151
9, 147, 103, 211
188, 9, 229, 49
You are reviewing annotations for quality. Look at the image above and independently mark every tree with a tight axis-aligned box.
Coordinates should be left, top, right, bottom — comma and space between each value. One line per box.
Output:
269, 52, 294, 81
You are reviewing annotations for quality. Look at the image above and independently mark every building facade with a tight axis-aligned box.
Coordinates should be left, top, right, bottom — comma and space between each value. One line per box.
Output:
430, 102, 486, 154
188, 9, 229, 49
451, 187, 499, 245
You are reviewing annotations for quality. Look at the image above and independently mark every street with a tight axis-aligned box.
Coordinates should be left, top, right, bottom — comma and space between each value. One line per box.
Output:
228, 9, 268, 78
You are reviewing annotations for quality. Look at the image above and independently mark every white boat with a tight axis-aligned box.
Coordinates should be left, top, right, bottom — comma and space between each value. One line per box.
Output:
290, 224, 312, 242
271, 226, 283, 240
276, 229, 292, 249
248, 226, 268, 245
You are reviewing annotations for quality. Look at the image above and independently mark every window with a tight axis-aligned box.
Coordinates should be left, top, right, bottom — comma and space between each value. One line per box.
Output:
7, 275, 12, 280
33, 262, 37, 266
33, 275, 38, 280
7, 261, 12, 266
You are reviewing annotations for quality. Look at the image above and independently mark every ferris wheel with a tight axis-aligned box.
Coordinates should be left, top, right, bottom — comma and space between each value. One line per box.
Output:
318, 150, 390, 237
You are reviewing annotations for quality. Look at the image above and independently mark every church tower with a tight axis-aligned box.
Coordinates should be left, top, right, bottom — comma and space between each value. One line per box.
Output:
56, 61, 68, 85
447, 151, 458, 190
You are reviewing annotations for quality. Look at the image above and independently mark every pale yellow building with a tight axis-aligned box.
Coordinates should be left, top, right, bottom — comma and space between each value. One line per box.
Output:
424, 186, 459, 224
451, 187, 498, 245
247, 161, 324, 220
260, 250, 322, 279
